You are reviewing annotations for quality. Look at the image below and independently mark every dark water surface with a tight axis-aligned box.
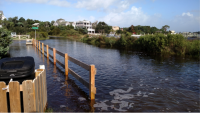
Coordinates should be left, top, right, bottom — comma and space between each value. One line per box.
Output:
9, 38, 200, 112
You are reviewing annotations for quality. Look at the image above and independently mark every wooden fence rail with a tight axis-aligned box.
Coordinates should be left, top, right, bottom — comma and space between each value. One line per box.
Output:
32, 39, 96, 100
0, 65, 47, 112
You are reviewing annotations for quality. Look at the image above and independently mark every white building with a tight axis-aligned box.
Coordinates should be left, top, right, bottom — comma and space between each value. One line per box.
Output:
76, 20, 95, 34
0, 11, 6, 20
32, 23, 40, 27
65, 21, 76, 28
53, 22, 58, 26
53, 19, 95, 34
171, 30, 176, 34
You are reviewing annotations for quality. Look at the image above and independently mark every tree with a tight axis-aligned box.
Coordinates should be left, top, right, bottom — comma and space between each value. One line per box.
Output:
116, 29, 122, 34
19, 17, 25, 23
51, 20, 55, 26
0, 28, 12, 59
12, 16, 18, 25
162, 25, 170, 32
128, 25, 135, 34
95, 22, 111, 34
150, 27, 158, 34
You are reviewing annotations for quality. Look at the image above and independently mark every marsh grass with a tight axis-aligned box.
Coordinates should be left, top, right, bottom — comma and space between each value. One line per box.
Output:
81, 33, 200, 58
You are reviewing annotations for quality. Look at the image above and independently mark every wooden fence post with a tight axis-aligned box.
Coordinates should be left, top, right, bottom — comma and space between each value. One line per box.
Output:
39, 41, 40, 51
90, 65, 96, 100
42, 43, 44, 54
0, 82, 8, 112
65, 53, 68, 78
53, 48, 56, 65
46, 45, 49, 58
9, 82, 21, 112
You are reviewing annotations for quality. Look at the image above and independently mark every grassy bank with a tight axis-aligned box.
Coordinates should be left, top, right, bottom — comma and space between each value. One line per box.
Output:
81, 34, 200, 58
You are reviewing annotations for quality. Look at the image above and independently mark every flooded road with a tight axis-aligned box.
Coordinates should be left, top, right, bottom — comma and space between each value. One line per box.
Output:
9, 38, 200, 112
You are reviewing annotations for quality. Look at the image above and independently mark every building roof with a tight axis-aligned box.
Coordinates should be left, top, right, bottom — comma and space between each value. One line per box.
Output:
56, 18, 65, 23
32, 23, 40, 26
77, 20, 91, 23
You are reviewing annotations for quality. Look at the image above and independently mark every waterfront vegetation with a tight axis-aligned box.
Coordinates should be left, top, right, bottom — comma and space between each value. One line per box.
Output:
81, 34, 200, 58
1, 16, 199, 58
0, 28, 12, 59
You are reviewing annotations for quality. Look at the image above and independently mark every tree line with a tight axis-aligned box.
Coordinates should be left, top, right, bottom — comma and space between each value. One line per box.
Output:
0, 16, 89, 39
94, 21, 171, 35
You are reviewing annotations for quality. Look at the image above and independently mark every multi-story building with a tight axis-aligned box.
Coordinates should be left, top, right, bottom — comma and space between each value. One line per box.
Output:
0, 11, 6, 20
53, 19, 95, 34
76, 20, 95, 34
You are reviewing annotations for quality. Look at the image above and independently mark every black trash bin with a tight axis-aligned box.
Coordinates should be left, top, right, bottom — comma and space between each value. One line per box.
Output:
0, 56, 35, 84
0, 56, 35, 112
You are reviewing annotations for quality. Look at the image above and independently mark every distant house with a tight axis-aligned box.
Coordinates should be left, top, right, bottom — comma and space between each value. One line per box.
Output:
55, 18, 66, 26
76, 20, 95, 34
32, 23, 39, 27
65, 21, 76, 28
120, 28, 123, 31
171, 30, 176, 34
53, 19, 76, 27
53, 19, 95, 34
53, 22, 58, 26
112, 26, 119, 31
0, 11, 6, 20
11, 32, 16, 37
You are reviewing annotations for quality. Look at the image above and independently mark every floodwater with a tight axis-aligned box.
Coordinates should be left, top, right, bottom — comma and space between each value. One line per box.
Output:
9, 38, 200, 112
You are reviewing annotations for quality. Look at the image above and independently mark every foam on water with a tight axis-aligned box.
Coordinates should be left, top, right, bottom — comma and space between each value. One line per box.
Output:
114, 93, 134, 100
109, 87, 133, 95
78, 97, 86, 101
94, 87, 155, 111
60, 105, 66, 108
60, 84, 66, 89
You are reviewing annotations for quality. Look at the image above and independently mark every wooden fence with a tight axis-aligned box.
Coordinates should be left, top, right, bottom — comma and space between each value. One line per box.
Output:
0, 66, 47, 112
32, 39, 96, 100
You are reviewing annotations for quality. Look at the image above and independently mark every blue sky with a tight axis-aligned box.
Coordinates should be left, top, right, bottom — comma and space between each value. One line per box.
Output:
0, 0, 199, 32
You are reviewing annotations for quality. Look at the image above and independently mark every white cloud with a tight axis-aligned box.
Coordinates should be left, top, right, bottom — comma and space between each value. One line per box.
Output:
75, 0, 138, 13
182, 12, 193, 17
99, 6, 149, 27
7, 0, 70, 7
48, 0, 70, 7
8, 0, 49, 4
80, 6, 199, 32
76, 0, 116, 10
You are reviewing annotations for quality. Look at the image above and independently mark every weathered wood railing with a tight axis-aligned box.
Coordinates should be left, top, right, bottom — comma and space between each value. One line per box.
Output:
0, 66, 47, 112
32, 39, 96, 100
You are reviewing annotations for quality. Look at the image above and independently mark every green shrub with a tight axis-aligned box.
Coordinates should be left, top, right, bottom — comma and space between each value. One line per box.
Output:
29, 31, 48, 39
0, 28, 12, 59
81, 33, 199, 57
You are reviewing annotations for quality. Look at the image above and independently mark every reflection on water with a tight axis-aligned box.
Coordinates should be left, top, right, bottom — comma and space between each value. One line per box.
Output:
9, 40, 91, 112
9, 39, 200, 112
